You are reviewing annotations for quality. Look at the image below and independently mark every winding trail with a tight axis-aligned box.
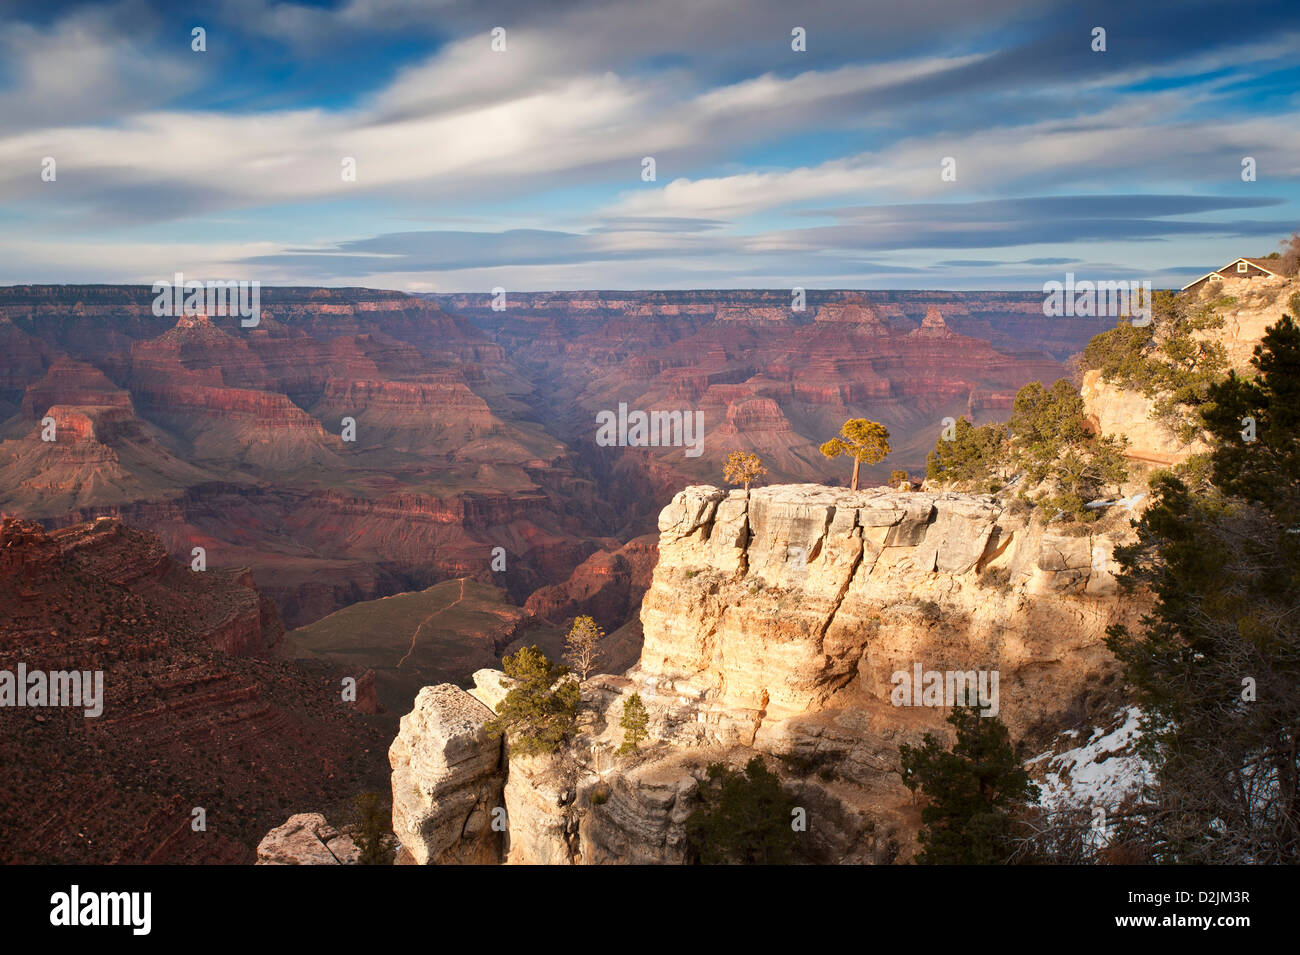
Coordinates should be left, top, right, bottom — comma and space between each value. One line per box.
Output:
396, 577, 467, 669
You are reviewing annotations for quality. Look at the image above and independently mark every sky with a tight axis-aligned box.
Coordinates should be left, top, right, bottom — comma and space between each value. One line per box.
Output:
0, 0, 1298, 291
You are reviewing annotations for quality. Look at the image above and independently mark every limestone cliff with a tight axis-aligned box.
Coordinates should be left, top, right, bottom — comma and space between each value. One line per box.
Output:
389, 483, 1146, 865
1081, 274, 1295, 465
388, 685, 504, 864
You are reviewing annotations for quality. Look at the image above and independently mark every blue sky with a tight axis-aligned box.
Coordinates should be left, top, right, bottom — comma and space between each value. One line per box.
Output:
1, 0, 1297, 290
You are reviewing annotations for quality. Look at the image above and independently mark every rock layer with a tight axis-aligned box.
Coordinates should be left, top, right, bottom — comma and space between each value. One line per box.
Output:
388, 685, 505, 864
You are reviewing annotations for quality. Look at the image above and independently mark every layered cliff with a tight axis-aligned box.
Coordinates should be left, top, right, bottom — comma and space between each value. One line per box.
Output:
0, 516, 390, 864
441, 290, 1103, 512
390, 483, 1145, 865
0, 286, 616, 628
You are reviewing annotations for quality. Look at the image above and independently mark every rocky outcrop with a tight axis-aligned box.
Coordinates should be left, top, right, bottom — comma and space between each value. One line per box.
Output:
389, 685, 505, 864
1080, 275, 1295, 466
1079, 369, 1203, 465
633, 484, 1138, 746
255, 813, 360, 865
389, 483, 1143, 864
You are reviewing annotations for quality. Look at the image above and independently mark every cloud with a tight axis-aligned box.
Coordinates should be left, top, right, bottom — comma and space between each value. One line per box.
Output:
2, 0, 1298, 287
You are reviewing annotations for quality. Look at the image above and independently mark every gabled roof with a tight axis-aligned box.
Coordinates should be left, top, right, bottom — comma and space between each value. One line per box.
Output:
1180, 256, 1287, 291
1241, 257, 1287, 275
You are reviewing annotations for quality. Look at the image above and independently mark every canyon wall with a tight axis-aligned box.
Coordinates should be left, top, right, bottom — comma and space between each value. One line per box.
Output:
0, 287, 615, 628
0, 516, 390, 864
1081, 275, 1295, 465
391, 483, 1147, 865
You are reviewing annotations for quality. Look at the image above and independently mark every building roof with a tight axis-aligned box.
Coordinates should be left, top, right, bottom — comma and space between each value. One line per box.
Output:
1180, 256, 1288, 291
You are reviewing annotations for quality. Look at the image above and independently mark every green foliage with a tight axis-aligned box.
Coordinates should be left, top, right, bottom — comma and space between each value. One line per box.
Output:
889, 468, 912, 486
1007, 379, 1091, 477
1080, 318, 1153, 388
820, 418, 891, 490
1200, 313, 1300, 526
1079, 291, 1229, 441
898, 706, 1040, 864
617, 692, 649, 755
1005, 379, 1128, 519
685, 757, 799, 865
1106, 313, 1300, 863
352, 792, 394, 865
485, 645, 580, 757
925, 416, 1007, 490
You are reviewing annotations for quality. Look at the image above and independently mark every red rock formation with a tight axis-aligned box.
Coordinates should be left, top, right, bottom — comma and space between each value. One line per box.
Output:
0, 288, 613, 627
0, 516, 390, 864
523, 533, 659, 633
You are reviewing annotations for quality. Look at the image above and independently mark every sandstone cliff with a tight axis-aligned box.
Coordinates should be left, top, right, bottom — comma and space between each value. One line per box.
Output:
389, 483, 1146, 865
1081, 275, 1295, 466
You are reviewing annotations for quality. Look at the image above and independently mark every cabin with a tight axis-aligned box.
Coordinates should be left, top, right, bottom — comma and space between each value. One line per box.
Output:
1181, 256, 1288, 293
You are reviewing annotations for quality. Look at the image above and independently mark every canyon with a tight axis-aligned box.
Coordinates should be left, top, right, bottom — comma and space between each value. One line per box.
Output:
378, 276, 1295, 865
4, 279, 1249, 865
0, 285, 1108, 717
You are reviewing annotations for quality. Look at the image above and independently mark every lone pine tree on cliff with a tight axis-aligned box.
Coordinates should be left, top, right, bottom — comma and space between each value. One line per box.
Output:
485, 645, 580, 757
563, 615, 604, 681
685, 756, 799, 864
723, 450, 767, 492
618, 692, 649, 754
820, 418, 890, 491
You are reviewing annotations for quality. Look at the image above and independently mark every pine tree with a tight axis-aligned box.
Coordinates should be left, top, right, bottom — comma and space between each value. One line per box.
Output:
351, 792, 393, 865
1106, 313, 1300, 862
925, 416, 1008, 490
617, 692, 649, 754
562, 615, 604, 681
1005, 378, 1128, 519
898, 706, 1040, 864
485, 645, 580, 757
820, 418, 890, 491
685, 757, 799, 864
723, 450, 767, 491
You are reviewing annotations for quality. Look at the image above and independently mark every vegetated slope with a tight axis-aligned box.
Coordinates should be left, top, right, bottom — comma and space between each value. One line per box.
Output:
0, 515, 390, 864
286, 577, 563, 714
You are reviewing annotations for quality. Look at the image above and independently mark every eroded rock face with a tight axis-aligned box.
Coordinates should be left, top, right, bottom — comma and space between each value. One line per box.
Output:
634, 485, 1141, 745
255, 813, 360, 865
388, 484, 1148, 865
1079, 369, 1202, 466
1078, 276, 1295, 467
579, 752, 700, 865
503, 754, 577, 865
389, 685, 504, 865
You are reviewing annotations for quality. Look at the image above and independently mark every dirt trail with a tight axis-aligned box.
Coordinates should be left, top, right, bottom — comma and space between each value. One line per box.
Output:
396, 577, 467, 669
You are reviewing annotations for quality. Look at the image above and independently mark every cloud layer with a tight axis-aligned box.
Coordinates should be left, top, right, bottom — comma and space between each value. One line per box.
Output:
1, 0, 1297, 289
